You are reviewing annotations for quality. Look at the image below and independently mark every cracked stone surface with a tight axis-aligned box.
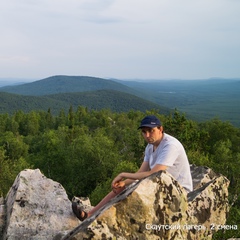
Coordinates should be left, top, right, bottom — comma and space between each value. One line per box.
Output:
1, 169, 79, 240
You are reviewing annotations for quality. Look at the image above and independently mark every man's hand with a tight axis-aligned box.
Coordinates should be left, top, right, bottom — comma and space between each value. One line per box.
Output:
112, 173, 124, 187
112, 174, 125, 193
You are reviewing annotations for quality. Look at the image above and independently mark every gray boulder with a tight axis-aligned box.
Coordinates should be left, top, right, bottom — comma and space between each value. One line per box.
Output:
1, 169, 79, 240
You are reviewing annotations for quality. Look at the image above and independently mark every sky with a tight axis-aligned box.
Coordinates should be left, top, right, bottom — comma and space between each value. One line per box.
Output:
0, 0, 240, 80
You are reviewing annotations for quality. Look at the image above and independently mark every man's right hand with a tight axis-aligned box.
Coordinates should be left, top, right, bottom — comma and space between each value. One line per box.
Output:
112, 181, 125, 193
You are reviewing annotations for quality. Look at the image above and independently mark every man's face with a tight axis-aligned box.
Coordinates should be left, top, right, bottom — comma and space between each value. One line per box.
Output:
141, 126, 163, 145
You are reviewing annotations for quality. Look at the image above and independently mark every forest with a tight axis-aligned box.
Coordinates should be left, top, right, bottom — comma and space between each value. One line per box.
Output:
0, 107, 239, 239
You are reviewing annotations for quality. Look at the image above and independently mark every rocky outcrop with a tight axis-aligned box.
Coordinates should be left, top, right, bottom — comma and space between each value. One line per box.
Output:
1, 169, 79, 240
0, 165, 230, 240
64, 166, 229, 240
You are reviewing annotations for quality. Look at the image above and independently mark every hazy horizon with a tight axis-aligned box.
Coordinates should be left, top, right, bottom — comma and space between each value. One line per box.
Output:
0, 75, 239, 88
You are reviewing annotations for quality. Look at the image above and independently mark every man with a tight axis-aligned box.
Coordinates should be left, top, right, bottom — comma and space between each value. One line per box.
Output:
72, 115, 193, 221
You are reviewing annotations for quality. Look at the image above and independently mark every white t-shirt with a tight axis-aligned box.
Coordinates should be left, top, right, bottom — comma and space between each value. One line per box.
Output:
144, 133, 193, 192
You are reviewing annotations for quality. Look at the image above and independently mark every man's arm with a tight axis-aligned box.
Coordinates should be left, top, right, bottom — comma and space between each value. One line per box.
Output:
122, 161, 150, 186
112, 163, 167, 189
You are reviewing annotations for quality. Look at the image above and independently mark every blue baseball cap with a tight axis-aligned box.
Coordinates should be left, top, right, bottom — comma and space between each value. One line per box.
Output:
138, 115, 162, 129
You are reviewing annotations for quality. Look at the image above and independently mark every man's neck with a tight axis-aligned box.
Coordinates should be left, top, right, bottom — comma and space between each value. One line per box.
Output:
153, 133, 164, 151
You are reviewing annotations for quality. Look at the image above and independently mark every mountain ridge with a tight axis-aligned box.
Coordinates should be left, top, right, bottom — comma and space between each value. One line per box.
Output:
0, 75, 138, 96
0, 75, 239, 126
0, 90, 167, 115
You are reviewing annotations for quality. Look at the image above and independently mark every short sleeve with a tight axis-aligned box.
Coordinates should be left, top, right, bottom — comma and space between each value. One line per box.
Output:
155, 143, 179, 167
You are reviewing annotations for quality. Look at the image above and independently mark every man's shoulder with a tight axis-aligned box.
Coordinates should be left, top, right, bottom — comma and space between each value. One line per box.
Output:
163, 133, 182, 147
163, 133, 177, 142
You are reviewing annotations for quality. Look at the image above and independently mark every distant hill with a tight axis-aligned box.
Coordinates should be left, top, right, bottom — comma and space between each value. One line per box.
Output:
1, 75, 239, 127
0, 92, 70, 114
0, 90, 168, 115
0, 75, 138, 96
46, 89, 169, 114
0, 78, 35, 87
115, 78, 240, 127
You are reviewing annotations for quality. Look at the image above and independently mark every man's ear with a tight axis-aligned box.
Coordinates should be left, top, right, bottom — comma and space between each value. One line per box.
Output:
159, 126, 164, 133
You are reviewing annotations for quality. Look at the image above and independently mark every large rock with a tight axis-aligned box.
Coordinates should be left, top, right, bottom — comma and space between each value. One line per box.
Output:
1, 169, 79, 240
74, 165, 229, 240
0, 165, 230, 240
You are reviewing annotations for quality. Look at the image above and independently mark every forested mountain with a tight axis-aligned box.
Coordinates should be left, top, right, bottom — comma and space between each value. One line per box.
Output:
0, 75, 138, 96
115, 78, 240, 127
1, 75, 239, 126
0, 92, 70, 114
0, 90, 168, 115
46, 89, 169, 114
